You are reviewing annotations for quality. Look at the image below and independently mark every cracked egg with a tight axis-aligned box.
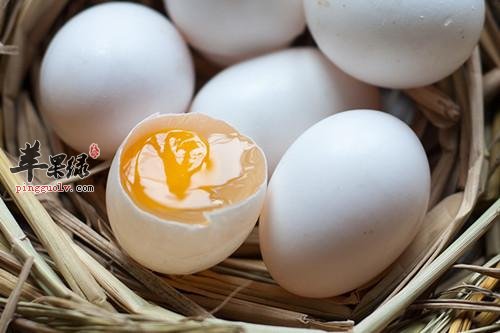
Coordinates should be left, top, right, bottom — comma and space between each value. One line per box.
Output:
106, 113, 267, 274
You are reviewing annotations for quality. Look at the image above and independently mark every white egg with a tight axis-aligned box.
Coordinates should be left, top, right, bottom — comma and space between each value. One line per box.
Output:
191, 47, 380, 175
260, 110, 430, 298
106, 113, 267, 275
40, 2, 194, 159
164, 0, 305, 66
304, 0, 485, 88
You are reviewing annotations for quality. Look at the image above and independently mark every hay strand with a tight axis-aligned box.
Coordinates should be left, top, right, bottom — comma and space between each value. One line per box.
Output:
353, 198, 500, 333
0, 1, 496, 332
0, 148, 109, 306
0, 256, 33, 333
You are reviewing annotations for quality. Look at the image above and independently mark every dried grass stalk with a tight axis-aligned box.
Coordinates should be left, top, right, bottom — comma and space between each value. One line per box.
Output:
16, 93, 52, 184
0, 297, 239, 333
429, 128, 459, 207
404, 86, 461, 128
0, 195, 70, 298
0, 256, 33, 333
167, 271, 354, 318
0, 148, 108, 306
453, 264, 500, 279
0, 248, 22, 274
411, 299, 500, 313
1, 0, 68, 154
480, 3, 500, 67
485, 110, 500, 202
353, 198, 500, 333
43, 199, 210, 317
448, 261, 500, 332
483, 68, 500, 103
68, 234, 183, 321
413, 256, 500, 332
0, 266, 42, 300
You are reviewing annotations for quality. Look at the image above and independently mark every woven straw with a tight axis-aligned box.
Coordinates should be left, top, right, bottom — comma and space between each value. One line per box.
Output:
0, 1, 498, 332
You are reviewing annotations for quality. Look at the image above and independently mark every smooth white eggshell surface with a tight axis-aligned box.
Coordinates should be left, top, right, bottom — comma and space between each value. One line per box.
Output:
260, 110, 430, 298
304, 0, 485, 88
191, 47, 380, 175
40, 2, 194, 159
164, 0, 305, 65
106, 114, 267, 275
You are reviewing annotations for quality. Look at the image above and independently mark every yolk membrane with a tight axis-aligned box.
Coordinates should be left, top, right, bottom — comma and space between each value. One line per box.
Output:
120, 128, 264, 224
159, 130, 209, 199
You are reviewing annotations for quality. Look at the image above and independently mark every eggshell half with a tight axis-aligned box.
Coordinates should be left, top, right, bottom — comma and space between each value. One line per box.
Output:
106, 114, 267, 275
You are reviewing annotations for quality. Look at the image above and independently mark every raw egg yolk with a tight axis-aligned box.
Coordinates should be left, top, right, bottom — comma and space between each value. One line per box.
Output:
120, 128, 264, 224
158, 130, 209, 199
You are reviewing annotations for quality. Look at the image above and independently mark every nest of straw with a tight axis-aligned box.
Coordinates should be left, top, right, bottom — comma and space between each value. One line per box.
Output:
0, 0, 498, 332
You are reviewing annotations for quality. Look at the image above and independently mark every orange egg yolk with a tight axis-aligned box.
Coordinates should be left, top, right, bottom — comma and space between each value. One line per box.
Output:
120, 128, 264, 224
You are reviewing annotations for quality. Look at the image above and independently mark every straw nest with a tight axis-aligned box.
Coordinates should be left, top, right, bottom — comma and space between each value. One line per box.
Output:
0, 0, 498, 332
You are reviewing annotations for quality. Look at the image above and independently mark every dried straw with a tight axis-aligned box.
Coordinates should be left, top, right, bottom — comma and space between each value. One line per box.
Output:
0, 148, 109, 306
354, 198, 500, 333
0, 1, 497, 332
0, 256, 33, 333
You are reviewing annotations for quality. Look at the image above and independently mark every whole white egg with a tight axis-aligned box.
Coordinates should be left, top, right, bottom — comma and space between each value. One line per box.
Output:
191, 47, 380, 175
164, 0, 305, 65
260, 110, 430, 298
303, 0, 485, 88
40, 2, 194, 159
